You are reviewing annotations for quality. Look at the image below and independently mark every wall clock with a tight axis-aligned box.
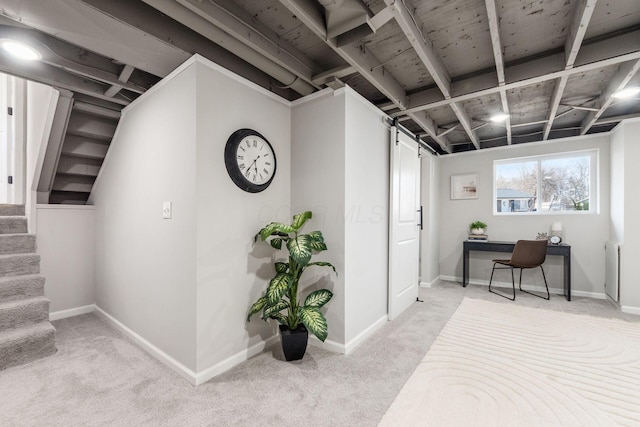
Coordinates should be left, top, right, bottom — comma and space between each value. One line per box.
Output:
224, 128, 277, 193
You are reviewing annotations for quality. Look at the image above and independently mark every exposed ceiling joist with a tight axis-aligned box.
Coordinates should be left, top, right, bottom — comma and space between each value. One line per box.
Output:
399, 29, 640, 115
104, 64, 135, 98
0, 52, 130, 105
544, 0, 597, 140
580, 59, 640, 134
312, 65, 356, 86
384, 0, 478, 148
176, 0, 321, 89
408, 112, 451, 153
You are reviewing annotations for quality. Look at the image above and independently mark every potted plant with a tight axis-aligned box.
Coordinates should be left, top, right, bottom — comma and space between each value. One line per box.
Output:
247, 211, 336, 361
469, 220, 487, 235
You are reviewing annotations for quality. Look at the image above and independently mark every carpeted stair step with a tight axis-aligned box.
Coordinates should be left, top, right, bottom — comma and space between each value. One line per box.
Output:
0, 254, 40, 277
0, 204, 25, 216
0, 217, 28, 234
0, 296, 50, 332
0, 234, 36, 255
0, 322, 56, 371
0, 275, 45, 301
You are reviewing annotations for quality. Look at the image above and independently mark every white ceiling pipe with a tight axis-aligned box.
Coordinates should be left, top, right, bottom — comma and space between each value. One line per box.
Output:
142, 0, 315, 96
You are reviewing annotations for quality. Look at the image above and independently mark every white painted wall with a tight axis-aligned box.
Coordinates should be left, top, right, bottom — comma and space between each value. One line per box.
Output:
36, 205, 95, 313
420, 154, 440, 285
344, 89, 388, 344
90, 61, 198, 371
26, 82, 58, 232
438, 134, 610, 297
291, 87, 390, 351
610, 119, 640, 312
291, 89, 346, 346
194, 60, 290, 373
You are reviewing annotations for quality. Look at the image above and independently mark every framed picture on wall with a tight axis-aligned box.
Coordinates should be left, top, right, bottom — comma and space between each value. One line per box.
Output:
451, 173, 478, 200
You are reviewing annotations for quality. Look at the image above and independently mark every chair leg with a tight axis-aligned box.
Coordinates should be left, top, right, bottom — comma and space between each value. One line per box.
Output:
519, 266, 551, 300
489, 264, 516, 301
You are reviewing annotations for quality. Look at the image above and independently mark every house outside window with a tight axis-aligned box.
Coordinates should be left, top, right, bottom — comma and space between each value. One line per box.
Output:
494, 150, 597, 215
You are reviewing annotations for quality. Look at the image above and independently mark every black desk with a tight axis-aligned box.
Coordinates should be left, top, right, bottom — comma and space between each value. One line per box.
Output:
463, 240, 572, 301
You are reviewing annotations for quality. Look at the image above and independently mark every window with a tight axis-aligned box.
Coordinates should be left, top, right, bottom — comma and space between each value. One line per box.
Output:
494, 150, 597, 215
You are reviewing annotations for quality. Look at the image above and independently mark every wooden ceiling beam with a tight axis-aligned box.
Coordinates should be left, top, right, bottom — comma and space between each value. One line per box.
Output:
580, 59, 640, 134
399, 29, 640, 115
385, 0, 477, 148
278, 0, 451, 153
485, 0, 511, 145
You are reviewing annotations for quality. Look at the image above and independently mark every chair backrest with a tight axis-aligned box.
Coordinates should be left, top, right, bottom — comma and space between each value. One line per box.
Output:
510, 239, 548, 268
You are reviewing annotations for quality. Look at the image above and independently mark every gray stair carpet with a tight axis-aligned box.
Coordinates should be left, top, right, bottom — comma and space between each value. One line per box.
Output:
0, 204, 56, 371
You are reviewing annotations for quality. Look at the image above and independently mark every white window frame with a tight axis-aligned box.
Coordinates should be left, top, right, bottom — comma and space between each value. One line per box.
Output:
493, 149, 599, 216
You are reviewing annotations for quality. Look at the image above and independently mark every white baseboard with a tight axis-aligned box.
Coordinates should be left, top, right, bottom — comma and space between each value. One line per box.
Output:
195, 334, 280, 386
621, 305, 640, 315
94, 305, 279, 386
49, 304, 96, 321
439, 275, 607, 300
420, 278, 439, 288
94, 305, 199, 386
308, 314, 388, 355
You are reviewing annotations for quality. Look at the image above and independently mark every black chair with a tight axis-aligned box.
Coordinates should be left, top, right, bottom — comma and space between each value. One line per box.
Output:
488, 239, 550, 301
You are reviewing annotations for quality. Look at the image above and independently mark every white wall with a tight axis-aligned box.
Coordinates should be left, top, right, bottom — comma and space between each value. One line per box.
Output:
194, 59, 290, 373
420, 154, 440, 285
90, 60, 198, 371
611, 119, 640, 312
344, 89, 388, 344
291, 87, 390, 351
438, 134, 610, 297
26, 82, 58, 232
291, 89, 346, 345
36, 205, 95, 313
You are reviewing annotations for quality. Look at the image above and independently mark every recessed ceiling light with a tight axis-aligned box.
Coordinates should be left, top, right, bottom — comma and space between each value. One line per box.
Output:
612, 87, 640, 99
0, 39, 42, 61
490, 113, 509, 123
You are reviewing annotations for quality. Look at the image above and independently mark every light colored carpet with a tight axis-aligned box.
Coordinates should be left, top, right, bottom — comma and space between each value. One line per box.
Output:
379, 298, 640, 427
0, 281, 638, 426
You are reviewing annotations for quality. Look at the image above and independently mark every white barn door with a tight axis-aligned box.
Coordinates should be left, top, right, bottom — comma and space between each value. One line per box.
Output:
388, 126, 420, 320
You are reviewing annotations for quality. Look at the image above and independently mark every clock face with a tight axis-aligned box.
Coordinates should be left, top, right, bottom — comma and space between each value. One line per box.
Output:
224, 129, 277, 193
550, 235, 562, 244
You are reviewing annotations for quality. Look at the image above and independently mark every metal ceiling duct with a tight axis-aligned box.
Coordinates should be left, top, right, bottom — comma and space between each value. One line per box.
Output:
318, 0, 372, 39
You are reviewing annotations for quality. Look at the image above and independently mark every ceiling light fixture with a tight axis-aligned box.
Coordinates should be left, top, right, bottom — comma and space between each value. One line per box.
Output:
612, 87, 640, 99
0, 39, 42, 61
490, 113, 509, 123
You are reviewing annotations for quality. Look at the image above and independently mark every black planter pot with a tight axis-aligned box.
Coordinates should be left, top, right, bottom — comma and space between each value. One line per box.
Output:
279, 325, 308, 361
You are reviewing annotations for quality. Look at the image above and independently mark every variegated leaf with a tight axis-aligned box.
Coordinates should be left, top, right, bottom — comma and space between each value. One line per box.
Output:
262, 301, 289, 319
291, 211, 312, 230
308, 231, 324, 243
270, 238, 282, 250
304, 289, 333, 308
247, 296, 267, 321
275, 262, 288, 273
269, 312, 287, 325
310, 240, 327, 251
287, 235, 313, 266
306, 261, 337, 274
259, 222, 295, 241
299, 307, 328, 342
266, 273, 293, 305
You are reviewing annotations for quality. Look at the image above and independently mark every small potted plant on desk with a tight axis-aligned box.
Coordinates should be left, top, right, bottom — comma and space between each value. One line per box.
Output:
469, 220, 487, 235
247, 211, 336, 361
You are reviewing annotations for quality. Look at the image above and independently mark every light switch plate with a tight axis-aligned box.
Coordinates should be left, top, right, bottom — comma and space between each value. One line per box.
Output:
163, 201, 172, 219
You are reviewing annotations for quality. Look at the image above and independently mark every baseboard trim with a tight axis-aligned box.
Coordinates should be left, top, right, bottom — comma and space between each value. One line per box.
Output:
420, 278, 439, 288
308, 315, 388, 355
49, 304, 96, 321
440, 275, 607, 300
621, 305, 640, 315
195, 334, 280, 386
94, 305, 199, 386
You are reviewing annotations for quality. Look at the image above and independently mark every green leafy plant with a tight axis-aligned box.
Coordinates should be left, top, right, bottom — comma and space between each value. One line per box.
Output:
469, 220, 487, 230
247, 211, 336, 342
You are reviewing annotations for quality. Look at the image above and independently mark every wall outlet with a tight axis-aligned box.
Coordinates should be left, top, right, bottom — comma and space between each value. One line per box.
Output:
163, 201, 172, 219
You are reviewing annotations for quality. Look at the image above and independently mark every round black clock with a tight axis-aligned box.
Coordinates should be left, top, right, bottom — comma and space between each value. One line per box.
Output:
224, 129, 277, 193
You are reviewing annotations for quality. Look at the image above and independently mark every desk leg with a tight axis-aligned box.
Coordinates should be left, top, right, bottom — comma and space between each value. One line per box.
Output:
463, 248, 469, 287
564, 254, 571, 301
